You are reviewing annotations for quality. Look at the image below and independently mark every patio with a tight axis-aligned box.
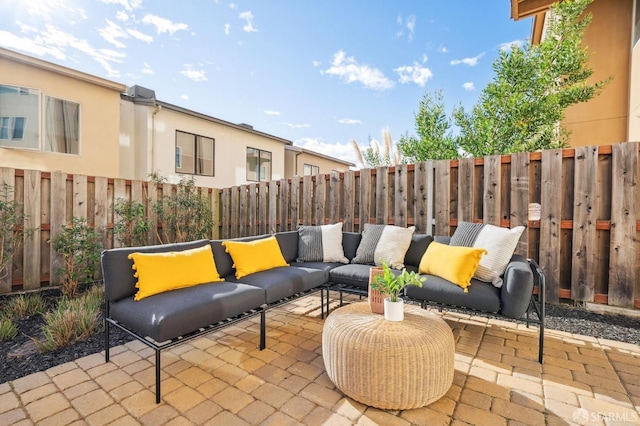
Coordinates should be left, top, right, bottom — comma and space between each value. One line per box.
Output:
1, 294, 639, 425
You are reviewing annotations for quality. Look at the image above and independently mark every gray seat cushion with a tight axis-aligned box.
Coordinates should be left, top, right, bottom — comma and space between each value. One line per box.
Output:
109, 282, 266, 342
228, 266, 328, 304
291, 261, 344, 273
405, 275, 501, 314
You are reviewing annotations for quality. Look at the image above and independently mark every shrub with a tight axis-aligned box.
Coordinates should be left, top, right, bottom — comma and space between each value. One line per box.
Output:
2, 293, 47, 320
0, 184, 28, 281
36, 285, 103, 352
50, 217, 102, 298
113, 198, 150, 247
0, 318, 17, 341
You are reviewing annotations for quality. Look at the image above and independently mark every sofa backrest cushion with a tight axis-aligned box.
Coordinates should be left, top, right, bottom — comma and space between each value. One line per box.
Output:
102, 239, 211, 303
342, 232, 362, 261
275, 231, 299, 263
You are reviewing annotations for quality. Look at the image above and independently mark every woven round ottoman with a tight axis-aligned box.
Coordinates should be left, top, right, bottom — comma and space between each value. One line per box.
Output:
322, 302, 454, 410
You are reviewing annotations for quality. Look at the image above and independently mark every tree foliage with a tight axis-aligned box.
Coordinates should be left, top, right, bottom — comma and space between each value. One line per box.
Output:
398, 0, 608, 160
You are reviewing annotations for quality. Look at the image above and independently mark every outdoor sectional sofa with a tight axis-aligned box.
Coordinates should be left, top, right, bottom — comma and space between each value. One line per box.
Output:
101, 226, 545, 403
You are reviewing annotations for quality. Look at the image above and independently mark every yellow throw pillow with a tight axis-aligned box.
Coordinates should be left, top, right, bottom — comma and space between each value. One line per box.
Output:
419, 242, 487, 293
222, 236, 289, 279
129, 244, 223, 301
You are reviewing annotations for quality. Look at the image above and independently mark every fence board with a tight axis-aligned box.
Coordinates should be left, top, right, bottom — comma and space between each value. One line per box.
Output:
376, 167, 388, 224
230, 186, 239, 238
290, 177, 300, 229
458, 158, 474, 223
94, 176, 108, 252
395, 164, 408, 227
211, 187, 220, 239
0, 168, 15, 292
23, 170, 41, 290
329, 172, 340, 224
278, 179, 288, 232
147, 181, 158, 245
571, 146, 598, 302
413, 162, 428, 234
244, 184, 252, 237
540, 149, 563, 303
302, 175, 313, 226
258, 182, 267, 235
609, 142, 637, 307
434, 160, 450, 236
220, 187, 230, 238
72, 174, 88, 219
359, 168, 372, 231
314, 175, 326, 226
343, 171, 355, 231
484, 155, 501, 226
268, 182, 277, 234
510, 152, 529, 255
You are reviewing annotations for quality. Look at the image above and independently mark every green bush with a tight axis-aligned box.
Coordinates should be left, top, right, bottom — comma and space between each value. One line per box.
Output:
36, 285, 103, 352
2, 293, 47, 320
0, 318, 17, 341
113, 198, 150, 247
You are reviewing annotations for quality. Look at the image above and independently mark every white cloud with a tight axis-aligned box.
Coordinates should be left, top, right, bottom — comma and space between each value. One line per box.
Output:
312, 60, 321, 67
295, 138, 358, 167
99, 0, 143, 11
462, 82, 475, 91
281, 122, 311, 129
239, 11, 258, 32
229, 3, 238, 9
26, 0, 83, 20
264, 110, 280, 116
127, 28, 153, 43
0, 29, 66, 60
98, 19, 127, 48
224, 24, 230, 35
499, 39, 524, 51
141, 62, 154, 74
338, 118, 362, 125
116, 11, 129, 22
142, 15, 188, 35
440, 46, 448, 53
181, 94, 189, 100
323, 50, 394, 91
394, 62, 433, 87
422, 54, 428, 63
406, 15, 416, 42
180, 64, 207, 81
450, 52, 484, 67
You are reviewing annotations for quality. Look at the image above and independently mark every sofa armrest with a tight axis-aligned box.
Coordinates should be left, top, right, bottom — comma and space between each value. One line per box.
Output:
499, 254, 534, 319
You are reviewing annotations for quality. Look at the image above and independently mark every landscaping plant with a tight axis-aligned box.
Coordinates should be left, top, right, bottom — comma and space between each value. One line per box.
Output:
0, 183, 28, 281
151, 174, 214, 244
2, 293, 47, 319
0, 317, 17, 341
113, 198, 151, 247
50, 217, 102, 299
370, 261, 426, 302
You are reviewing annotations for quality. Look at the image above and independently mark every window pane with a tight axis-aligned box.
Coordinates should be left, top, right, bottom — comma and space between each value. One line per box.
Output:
176, 131, 195, 173
260, 151, 272, 181
303, 164, 311, 175
196, 136, 214, 176
45, 96, 79, 154
0, 85, 39, 149
246, 147, 259, 181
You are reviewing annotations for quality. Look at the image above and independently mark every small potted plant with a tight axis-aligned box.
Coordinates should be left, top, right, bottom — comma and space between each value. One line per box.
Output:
370, 261, 426, 321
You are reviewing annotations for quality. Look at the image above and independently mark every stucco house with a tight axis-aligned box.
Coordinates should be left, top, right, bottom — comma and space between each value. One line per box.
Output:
0, 47, 353, 187
511, 0, 640, 146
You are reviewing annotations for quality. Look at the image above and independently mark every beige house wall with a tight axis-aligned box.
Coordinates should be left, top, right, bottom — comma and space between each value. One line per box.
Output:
0, 49, 125, 177
630, 35, 640, 142
285, 148, 352, 177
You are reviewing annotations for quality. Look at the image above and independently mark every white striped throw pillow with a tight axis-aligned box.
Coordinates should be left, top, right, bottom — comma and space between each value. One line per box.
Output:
472, 225, 525, 287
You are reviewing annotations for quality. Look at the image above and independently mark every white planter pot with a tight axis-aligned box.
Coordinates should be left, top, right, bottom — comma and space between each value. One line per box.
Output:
384, 298, 404, 321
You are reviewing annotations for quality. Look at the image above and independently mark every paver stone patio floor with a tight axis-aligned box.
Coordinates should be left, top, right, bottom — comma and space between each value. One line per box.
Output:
1, 294, 639, 425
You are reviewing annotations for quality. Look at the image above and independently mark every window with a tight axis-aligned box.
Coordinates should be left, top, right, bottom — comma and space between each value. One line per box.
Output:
0, 84, 80, 154
303, 164, 319, 175
175, 130, 215, 176
246, 147, 272, 181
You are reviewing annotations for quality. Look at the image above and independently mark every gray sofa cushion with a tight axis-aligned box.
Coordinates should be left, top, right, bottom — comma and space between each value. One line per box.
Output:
109, 282, 266, 342
405, 275, 501, 313
342, 232, 362, 261
291, 261, 344, 273
404, 234, 433, 268
101, 239, 212, 303
228, 266, 328, 304
275, 231, 299, 263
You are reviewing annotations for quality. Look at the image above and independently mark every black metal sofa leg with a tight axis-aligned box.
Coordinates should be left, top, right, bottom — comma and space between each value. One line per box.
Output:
155, 350, 161, 403
260, 309, 266, 350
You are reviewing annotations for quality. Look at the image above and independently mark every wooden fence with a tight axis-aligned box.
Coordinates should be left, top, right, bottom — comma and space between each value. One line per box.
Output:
2, 141, 639, 310
218, 142, 640, 310
0, 168, 217, 294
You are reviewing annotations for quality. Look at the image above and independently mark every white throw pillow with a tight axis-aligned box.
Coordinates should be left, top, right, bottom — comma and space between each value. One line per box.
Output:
297, 222, 348, 263
374, 226, 416, 269
472, 225, 525, 287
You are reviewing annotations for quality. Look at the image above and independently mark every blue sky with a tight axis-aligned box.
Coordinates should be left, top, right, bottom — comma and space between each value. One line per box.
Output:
0, 0, 532, 166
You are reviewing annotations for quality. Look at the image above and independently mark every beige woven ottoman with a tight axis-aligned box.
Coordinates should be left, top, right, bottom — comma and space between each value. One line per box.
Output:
322, 302, 454, 410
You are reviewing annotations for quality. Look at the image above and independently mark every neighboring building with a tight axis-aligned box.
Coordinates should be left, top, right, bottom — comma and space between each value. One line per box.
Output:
284, 145, 354, 178
0, 47, 126, 177
511, 0, 639, 146
0, 47, 352, 187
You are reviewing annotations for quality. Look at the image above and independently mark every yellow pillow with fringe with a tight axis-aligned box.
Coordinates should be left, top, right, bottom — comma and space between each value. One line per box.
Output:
419, 241, 487, 292
129, 244, 222, 301
222, 236, 289, 279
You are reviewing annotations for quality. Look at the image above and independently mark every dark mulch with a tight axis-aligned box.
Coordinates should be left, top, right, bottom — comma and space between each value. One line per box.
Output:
1, 292, 640, 384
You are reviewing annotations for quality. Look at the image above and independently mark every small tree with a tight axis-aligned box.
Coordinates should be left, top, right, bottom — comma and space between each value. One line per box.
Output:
152, 175, 214, 244
113, 198, 150, 247
0, 184, 28, 281
51, 217, 102, 298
